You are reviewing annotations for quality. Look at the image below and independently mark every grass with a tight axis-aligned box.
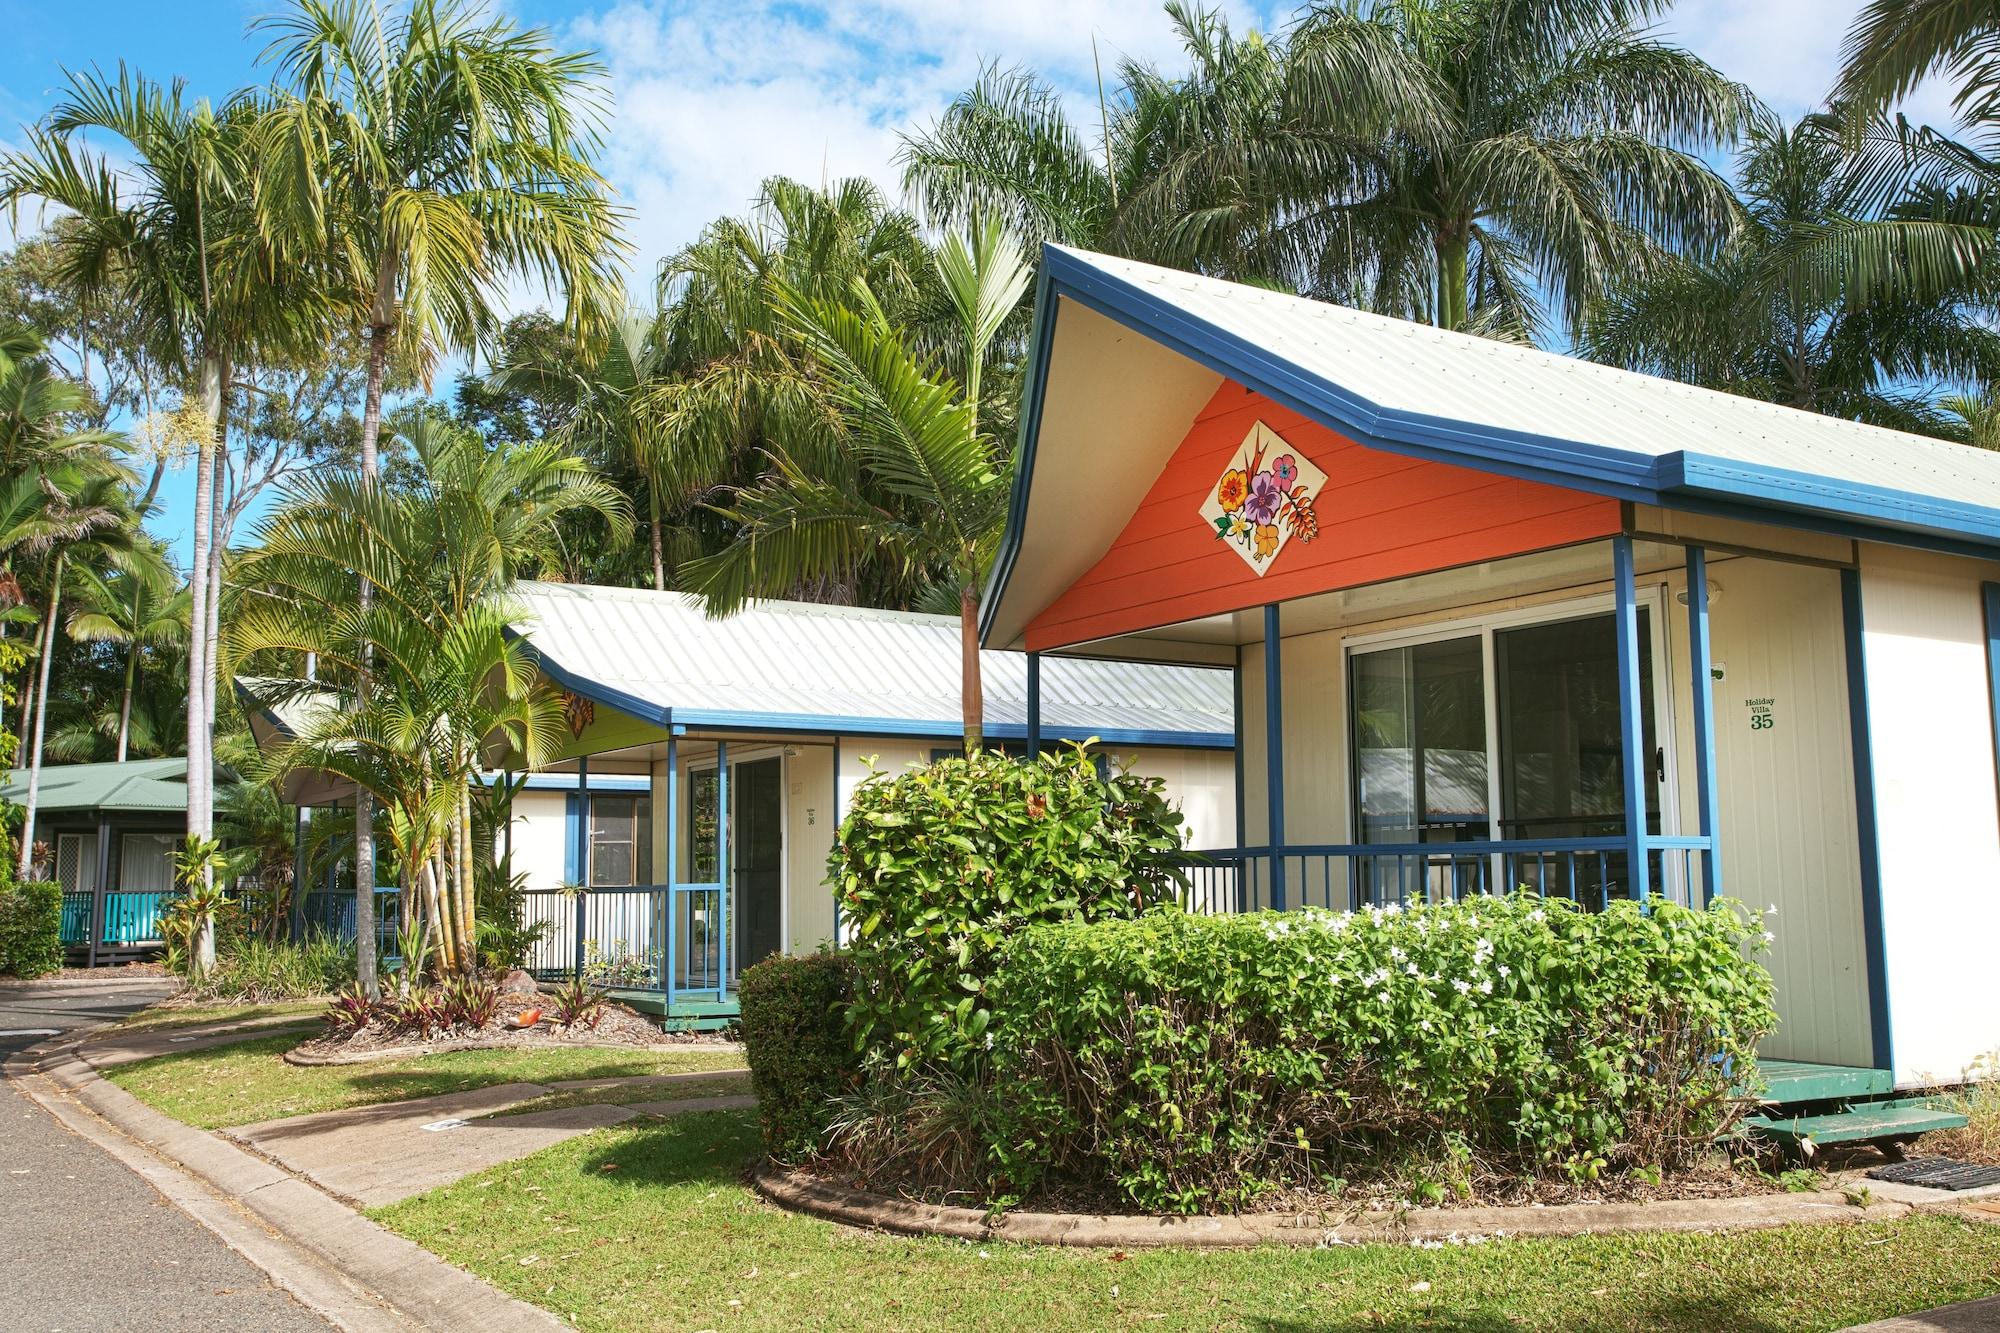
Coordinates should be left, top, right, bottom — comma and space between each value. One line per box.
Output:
374, 1108, 2000, 1333
483, 1071, 753, 1119
103, 999, 328, 1035
104, 1033, 748, 1129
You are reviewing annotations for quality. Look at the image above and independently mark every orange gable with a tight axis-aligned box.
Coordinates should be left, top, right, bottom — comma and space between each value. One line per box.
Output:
1023, 382, 1624, 651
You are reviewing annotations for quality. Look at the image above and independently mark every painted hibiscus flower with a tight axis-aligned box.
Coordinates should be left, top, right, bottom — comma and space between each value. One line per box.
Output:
1244, 470, 1282, 525
1215, 467, 1249, 511
1253, 523, 1280, 558
1272, 454, 1298, 488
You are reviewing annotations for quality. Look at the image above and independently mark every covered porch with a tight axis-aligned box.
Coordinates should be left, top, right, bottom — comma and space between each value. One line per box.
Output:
984, 246, 2000, 1096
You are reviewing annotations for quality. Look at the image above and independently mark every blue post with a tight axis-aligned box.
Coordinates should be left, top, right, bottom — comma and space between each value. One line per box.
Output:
1843, 567, 1895, 1073
1612, 536, 1651, 904
830, 735, 843, 946
1264, 602, 1286, 911
573, 755, 589, 978
1685, 547, 1722, 903
716, 741, 730, 1000
662, 734, 678, 1009
1025, 652, 1041, 757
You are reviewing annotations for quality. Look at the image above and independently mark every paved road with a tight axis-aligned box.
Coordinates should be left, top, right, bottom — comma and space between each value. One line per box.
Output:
0, 978, 334, 1333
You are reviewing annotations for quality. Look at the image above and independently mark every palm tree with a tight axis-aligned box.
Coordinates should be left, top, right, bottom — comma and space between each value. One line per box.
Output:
254, 0, 626, 994
492, 308, 675, 588
1280, 0, 1751, 336
684, 222, 1031, 749
228, 417, 627, 974
0, 67, 315, 879
66, 543, 189, 762
9, 471, 135, 878
1582, 114, 2000, 432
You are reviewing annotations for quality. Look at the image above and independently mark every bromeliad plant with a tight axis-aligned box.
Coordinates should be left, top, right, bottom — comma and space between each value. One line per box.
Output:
829, 744, 1188, 1073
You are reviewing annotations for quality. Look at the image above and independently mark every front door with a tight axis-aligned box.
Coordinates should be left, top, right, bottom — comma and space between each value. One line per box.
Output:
732, 757, 784, 971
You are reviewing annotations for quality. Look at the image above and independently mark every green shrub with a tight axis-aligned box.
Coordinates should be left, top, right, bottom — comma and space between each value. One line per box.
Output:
191, 933, 357, 1000
830, 745, 1187, 1071
986, 895, 1778, 1213
0, 879, 62, 979
740, 951, 859, 1160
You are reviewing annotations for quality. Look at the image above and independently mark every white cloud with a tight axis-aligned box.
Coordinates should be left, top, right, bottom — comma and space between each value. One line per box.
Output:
1663, 0, 1962, 128
566, 0, 1283, 294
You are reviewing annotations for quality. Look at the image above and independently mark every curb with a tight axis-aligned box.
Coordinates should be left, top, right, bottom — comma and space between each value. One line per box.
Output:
753, 1165, 1936, 1249
6, 1036, 566, 1333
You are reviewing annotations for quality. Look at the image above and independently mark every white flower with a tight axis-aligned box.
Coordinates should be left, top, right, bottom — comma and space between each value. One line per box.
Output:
1390, 946, 1407, 962
1762, 931, 1775, 943
1497, 964, 1510, 978
1478, 979, 1494, 995
1419, 1018, 1432, 1032
1405, 963, 1420, 976
1528, 908, 1546, 923
1766, 904, 1778, 915
1453, 979, 1472, 995
1378, 991, 1393, 1005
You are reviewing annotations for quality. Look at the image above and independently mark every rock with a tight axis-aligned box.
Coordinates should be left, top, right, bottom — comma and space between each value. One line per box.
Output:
497, 969, 539, 995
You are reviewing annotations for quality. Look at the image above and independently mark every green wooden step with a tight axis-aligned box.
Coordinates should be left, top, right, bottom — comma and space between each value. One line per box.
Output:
1747, 1102, 1968, 1147
1750, 1060, 1894, 1105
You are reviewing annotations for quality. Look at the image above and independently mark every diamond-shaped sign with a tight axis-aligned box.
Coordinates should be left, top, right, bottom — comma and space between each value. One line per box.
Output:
1197, 422, 1326, 574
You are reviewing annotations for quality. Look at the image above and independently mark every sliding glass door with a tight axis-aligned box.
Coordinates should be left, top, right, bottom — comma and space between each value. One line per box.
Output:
1348, 600, 1671, 908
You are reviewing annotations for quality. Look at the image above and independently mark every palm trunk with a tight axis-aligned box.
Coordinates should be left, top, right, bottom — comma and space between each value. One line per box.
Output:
959, 581, 983, 753
648, 488, 665, 591
14, 553, 63, 878
116, 633, 137, 764
1435, 231, 1469, 332
352, 321, 390, 1000
17, 600, 44, 745
201, 491, 222, 837
187, 356, 222, 880
456, 785, 475, 970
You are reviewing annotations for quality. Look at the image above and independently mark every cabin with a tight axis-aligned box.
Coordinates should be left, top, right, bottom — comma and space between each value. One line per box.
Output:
1, 758, 189, 964
979, 246, 2000, 1145
243, 584, 1236, 1026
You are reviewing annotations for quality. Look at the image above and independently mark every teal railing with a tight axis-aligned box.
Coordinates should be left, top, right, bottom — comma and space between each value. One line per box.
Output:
58, 889, 177, 947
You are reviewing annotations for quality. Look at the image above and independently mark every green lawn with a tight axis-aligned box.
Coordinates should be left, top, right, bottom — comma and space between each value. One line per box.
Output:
104, 1033, 748, 1128
375, 1108, 2000, 1333
103, 999, 327, 1035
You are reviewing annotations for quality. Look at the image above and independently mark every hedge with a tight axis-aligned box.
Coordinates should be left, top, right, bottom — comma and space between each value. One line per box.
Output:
739, 951, 859, 1160
829, 745, 1186, 1072
0, 879, 63, 979
985, 895, 1778, 1213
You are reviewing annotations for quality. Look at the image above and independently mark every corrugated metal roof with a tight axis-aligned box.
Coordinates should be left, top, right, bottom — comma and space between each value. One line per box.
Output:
513, 581, 1233, 743
1046, 245, 2000, 534
1, 758, 190, 814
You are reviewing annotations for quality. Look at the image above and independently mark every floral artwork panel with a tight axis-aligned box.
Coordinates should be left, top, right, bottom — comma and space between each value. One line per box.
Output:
1198, 421, 1326, 575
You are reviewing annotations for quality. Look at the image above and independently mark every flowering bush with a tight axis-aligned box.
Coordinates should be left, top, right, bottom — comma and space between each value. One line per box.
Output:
829, 744, 1188, 1072
984, 895, 1777, 1213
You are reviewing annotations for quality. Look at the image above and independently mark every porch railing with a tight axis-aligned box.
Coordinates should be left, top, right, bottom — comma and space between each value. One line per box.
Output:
1179, 836, 1714, 916
59, 889, 179, 947
520, 883, 732, 1004
298, 888, 402, 959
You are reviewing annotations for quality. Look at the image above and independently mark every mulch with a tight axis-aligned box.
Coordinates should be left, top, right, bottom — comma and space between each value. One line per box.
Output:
286, 990, 736, 1066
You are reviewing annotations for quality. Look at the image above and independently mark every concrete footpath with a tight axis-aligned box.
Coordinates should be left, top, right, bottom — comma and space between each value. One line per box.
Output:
3, 980, 566, 1333
227, 1073, 753, 1207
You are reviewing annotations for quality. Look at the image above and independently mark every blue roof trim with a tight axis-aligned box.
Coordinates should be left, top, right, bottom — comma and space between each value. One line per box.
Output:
510, 631, 674, 730
984, 245, 2000, 646
1671, 453, 2000, 543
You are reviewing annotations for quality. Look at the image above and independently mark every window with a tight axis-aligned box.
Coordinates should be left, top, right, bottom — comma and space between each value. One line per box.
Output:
588, 796, 652, 887
119, 834, 177, 893
55, 833, 96, 895
1345, 599, 1673, 906
1350, 636, 1490, 845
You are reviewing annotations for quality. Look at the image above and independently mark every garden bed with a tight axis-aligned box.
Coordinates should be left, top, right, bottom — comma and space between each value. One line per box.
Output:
287, 989, 734, 1066
753, 1162, 1887, 1248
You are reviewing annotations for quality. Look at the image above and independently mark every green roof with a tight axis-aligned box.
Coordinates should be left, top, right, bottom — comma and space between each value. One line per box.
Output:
0, 758, 191, 815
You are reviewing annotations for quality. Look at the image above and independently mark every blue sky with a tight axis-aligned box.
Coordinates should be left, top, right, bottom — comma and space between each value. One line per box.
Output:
0, 0, 1940, 566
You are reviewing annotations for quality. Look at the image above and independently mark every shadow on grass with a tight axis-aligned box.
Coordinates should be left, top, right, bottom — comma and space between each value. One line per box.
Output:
1252, 1286, 1794, 1333
571, 1108, 762, 1193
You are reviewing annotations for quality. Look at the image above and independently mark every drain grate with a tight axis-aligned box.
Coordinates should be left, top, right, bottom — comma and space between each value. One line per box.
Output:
1868, 1157, 2000, 1191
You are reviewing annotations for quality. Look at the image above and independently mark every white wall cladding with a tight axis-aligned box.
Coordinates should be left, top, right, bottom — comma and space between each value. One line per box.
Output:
1666, 557, 1871, 1067
1859, 545, 2000, 1085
